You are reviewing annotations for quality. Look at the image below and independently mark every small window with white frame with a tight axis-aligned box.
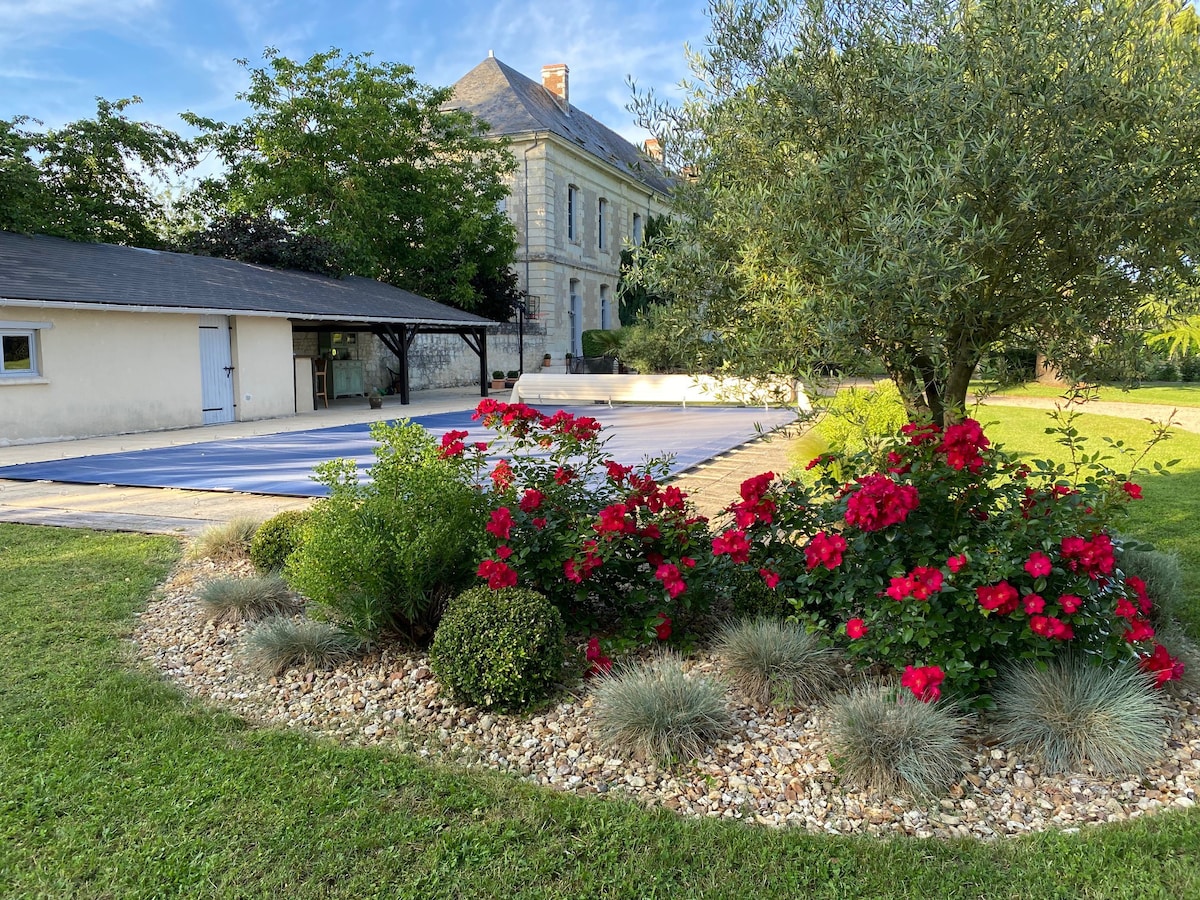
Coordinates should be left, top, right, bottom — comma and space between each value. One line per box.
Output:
0, 322, 47, 378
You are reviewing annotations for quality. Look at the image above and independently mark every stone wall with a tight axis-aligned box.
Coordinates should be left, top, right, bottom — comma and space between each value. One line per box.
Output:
290, 327, 550, 394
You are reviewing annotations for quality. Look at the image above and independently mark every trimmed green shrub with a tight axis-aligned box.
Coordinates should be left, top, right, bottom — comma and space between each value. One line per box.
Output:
716, 566, 794, 620
430, 586, 565, 711
243, 617, 363, 677
249, 509, 310, 574
198, 574, 298, 622
1180, 353, 1200, 383
717, 617, 841, 705
186, 517, 260, 562
591, 656, 730, 763
1148, 359, 1179, 382
830, 686, 970, 797
994, 658, 1169, 774
285, 421, 490, 641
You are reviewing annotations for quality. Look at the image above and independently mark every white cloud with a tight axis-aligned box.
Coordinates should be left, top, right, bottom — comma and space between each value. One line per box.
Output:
0, 0, 164, 46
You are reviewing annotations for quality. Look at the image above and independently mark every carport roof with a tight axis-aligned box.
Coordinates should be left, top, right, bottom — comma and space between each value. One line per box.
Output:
0, 231, 499, 327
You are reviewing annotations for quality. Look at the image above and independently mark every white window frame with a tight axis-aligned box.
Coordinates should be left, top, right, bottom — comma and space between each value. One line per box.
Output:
568, 184, 580, 243
597, 198, 607, 250
0, 320, 50, 380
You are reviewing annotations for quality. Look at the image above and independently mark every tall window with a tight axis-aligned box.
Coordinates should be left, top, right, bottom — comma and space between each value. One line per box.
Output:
600, 284, 612, 330
1, 325, 42, 377
597, 198, 607, 249
632, 212, 643, 246
568, 184, 580, 242
569, 279, 583, 356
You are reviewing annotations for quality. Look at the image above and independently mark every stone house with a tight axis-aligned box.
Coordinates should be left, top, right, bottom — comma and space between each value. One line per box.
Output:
446, 54, 673, 366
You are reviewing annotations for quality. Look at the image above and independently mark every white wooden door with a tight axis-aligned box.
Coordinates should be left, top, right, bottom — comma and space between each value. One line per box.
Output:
199, 315, 235, 425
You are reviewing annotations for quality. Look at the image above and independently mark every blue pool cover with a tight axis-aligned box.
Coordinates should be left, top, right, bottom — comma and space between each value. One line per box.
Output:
0, 406, 797, 497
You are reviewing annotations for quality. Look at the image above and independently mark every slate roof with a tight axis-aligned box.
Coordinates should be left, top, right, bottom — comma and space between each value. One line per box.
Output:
450, 56, 673, 197
0, 231, 497, 327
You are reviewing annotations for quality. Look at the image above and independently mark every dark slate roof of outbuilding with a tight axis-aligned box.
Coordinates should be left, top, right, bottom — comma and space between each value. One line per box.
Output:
0, 231, 498, 327
449, 56, 673, 197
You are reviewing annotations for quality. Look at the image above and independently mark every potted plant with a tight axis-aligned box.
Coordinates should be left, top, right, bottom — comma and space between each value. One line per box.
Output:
505, 369, 520, 388
491, 370, 506, 389
542, 352, 553, 369
368, 388, 384, 410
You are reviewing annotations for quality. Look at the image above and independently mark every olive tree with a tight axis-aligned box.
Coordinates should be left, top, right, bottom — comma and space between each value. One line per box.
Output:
633, 0, 1200, 422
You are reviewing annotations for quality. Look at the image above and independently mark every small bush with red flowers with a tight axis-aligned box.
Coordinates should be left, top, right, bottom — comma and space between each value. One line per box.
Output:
712, 408, 1186, 703
443, 399, 714, 646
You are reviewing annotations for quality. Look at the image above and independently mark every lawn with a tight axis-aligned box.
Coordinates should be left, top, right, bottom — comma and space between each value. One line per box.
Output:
979, 406, 1200, 629
1, 405, 1198, 898
974, 381, 1200, 408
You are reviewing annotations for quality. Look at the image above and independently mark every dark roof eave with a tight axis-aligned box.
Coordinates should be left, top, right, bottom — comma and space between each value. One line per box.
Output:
0, 296, 502, 328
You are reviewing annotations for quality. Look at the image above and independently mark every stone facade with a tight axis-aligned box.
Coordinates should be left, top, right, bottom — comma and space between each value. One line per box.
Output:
295, 57, 674, 393
450, 56, 673, 364
505, 135, 670, 359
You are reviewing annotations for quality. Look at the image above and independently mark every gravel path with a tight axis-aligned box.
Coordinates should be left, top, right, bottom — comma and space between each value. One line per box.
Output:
133, 558, 1200, 840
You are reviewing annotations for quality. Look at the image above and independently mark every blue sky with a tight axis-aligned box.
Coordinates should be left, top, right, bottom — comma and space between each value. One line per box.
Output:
0, 0, 709, 143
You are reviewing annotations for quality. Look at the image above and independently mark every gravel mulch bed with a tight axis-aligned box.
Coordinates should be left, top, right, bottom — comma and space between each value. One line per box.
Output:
132, 559, 1200, 840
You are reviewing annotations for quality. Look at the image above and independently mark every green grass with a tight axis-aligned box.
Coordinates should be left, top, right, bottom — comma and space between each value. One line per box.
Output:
975, 380, 1200, 407
978, 406, 1200, 630
3, 413, 1200, 897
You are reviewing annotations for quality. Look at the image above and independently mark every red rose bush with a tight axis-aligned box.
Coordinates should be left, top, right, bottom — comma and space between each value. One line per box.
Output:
713, 412, 1184, 702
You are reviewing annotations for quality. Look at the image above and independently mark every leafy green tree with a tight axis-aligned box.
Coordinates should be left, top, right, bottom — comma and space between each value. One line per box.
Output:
1, 98, 195, 247
632, 0, 1200, 423
616, 213, 671, 326
184, 48, 519, 316
178, 212, 345, 276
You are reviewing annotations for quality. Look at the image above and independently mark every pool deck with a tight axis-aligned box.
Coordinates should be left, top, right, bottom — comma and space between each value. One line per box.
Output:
0, 386, 801, 537
0, 387, 484, 536
9, 386, 1168, 540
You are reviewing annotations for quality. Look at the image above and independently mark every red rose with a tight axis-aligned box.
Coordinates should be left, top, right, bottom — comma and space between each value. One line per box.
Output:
900, 664, 944, 702
1024, 552, 1053, 579
758, 568, 781, 589
653, 613, 672, 641
846, 618, 868, 639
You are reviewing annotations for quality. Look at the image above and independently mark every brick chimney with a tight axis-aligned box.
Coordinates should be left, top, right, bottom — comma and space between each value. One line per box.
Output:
541, 63, 569, 111
644, 137, 663, 163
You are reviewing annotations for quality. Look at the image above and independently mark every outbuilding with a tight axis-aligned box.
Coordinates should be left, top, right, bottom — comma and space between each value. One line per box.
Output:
0, 231, 497, 444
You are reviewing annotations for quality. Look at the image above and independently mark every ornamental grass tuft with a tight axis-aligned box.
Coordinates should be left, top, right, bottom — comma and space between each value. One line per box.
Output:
592, 656, 730, 764
830, 686, 970, 797
186, 517, 260, 562
716, 617, 841, 705
243, 616, 363, 677
198, 574, 299, 622
994, 657, 1169, 775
